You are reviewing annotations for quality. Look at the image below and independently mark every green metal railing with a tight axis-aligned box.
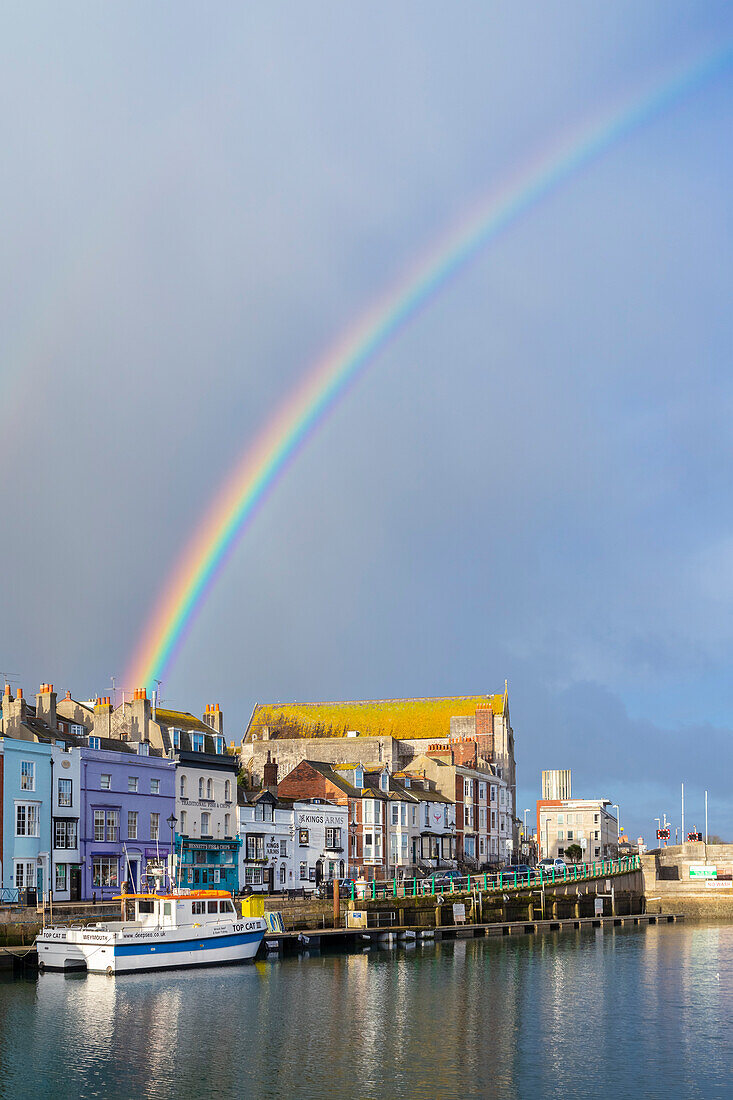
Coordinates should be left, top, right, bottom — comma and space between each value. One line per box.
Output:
349, 855, 640, 902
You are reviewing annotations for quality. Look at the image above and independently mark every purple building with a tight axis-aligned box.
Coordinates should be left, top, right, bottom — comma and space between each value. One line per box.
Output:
80, 737, 175, 900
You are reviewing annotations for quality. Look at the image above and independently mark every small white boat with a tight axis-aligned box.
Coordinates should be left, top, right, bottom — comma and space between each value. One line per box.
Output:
36, 890, 266, 975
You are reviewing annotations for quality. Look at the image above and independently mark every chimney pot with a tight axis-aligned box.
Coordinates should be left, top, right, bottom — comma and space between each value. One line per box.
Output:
17, 688, 23, 700
4, 684, 10, 697
65, 690, 71, 700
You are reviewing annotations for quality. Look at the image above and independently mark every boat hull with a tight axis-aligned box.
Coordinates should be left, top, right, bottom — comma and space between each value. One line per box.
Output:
37, 921, 266, 974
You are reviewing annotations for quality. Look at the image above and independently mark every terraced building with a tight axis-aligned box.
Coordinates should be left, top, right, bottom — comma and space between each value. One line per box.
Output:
239, 689, 517, 850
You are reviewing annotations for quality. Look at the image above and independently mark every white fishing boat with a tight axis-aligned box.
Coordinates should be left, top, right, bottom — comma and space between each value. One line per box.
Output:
36, 891, 266, 975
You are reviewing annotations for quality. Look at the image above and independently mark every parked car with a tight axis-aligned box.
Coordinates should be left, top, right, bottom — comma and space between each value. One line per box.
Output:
421, 870, 464, 891
315, 879, 355, 899
537, 858, 567, 871
503, 864, 533, 879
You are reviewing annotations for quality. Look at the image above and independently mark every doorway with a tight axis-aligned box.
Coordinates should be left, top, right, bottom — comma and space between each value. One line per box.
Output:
69, 866, 81, 902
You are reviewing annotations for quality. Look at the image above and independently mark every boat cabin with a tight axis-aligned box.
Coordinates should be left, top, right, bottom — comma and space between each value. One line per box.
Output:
115, 890, 238, 929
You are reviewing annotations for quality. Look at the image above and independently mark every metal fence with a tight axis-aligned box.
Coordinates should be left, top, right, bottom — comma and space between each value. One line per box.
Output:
350, 855, 641, 902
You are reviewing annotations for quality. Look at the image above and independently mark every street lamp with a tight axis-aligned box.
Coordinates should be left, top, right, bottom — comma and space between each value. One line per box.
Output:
612, 804, 620, 855
167, 814, 178, 891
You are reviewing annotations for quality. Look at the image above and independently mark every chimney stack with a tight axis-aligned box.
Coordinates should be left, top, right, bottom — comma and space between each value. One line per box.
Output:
36, 682, 58, 730
203, 703, 224, 736
93, 695, 113, 739
2, 685, 26, 734
263, 750, 278, 796
131, 688, 150, 742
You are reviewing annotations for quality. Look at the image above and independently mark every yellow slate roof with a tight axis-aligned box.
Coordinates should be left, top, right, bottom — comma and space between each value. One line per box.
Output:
245, 694, 506, 743
154, 707, 211, 733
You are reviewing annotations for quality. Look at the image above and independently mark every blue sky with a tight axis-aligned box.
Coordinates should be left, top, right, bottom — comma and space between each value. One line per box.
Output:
2, 2, 732, 840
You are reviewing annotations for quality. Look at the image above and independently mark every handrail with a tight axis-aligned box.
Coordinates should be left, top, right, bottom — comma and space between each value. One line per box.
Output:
348, 855, 640, 902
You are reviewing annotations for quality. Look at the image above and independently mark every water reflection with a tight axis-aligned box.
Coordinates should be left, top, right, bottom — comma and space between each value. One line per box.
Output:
0, 924, 730, 1099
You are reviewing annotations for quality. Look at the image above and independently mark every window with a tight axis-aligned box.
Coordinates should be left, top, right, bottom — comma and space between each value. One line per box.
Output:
180, 810, 187, 833
58, 779, 72, 807
491, 811, 496, 829
216, 736, 224, 755
354, 767, 363, 788
594, 847, 601, 857
490, 786, 496, 802
201, 812, 211, 835
128, 811, 138, 840
138, 742, 149, 756
380, 771, 388, 791
180, 775, 187, 798
299, 828, 309, 846
92, 856, 118, 888
14, 861, 35, 889
150, 813, 160, 840
173, 729, 180, 749
16, 803, 40, 837
299, 862, 307, 881
224, 780, 231, 802
424, 804, 430, 827
567, 813, 574, 824
94, 810, 105, 842
150, 779, 160, 795
279, 863, 286, 885
245, 867, 263, 886
557, 829, 564, 841
479, 807, 486, 828
54, 819, 78, 849
557, 813, 564, 824
192, 900, 206, 915
391, 804, 399, 826
464, 778, 471, 798
594, 830, 599, 840
479, 782, 486, 800
207, 900, 218, 914
20, 761, 35, 791
55, 863, 67, 892
89, 737, 101, 750
198, 778, 205, 799
558, 847, 565, 857
400, 803, 407, 827
206, 779, 213, 799
128, 776, 138, 793
71, 723, 85, 737
364, 800, 381, 825
499, 789, 505, 805
594, 814, 599, 823
325, 827, 341, 849
106, 811, 119, 842
280, 839, 287, 857
246, 836, 264, 862
465, 805, 473, 828
567, 830, 574, 841
100, 774, 111, 790
192, 734, 204, 753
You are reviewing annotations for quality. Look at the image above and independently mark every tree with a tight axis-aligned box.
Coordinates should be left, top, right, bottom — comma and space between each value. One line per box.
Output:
708, 834, 727, 845
565, 844, 582, 863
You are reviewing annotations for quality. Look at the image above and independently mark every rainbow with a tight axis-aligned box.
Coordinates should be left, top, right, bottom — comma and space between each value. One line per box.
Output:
127, 42, 733, 691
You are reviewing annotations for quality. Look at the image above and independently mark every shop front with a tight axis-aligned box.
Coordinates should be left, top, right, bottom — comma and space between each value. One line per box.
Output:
176, 837, 240, 893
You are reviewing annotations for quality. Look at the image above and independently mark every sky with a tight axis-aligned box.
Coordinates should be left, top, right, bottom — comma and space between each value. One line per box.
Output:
2, 2, 732, 842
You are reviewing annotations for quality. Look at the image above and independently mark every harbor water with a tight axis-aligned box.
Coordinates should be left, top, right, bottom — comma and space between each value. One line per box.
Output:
0, 922, 731, 1099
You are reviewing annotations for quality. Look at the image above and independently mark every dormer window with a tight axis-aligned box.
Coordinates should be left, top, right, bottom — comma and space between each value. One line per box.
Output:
354, 767, 363, 788
380, 771, 388, 792
215, 736, 224, 755
172, 729, 180, 749
403, 776, 411, 788
89, 736, 101, 750
138, 742, 149, 756
192, 733, 204, 753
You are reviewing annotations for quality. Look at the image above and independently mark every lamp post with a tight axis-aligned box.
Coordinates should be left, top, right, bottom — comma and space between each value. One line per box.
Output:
612, 804, 620, 856
523, 809, 529, 857
167, 813, 178, 891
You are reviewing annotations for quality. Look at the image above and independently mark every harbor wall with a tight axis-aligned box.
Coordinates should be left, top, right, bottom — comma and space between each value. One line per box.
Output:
641, 844, 733, 919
